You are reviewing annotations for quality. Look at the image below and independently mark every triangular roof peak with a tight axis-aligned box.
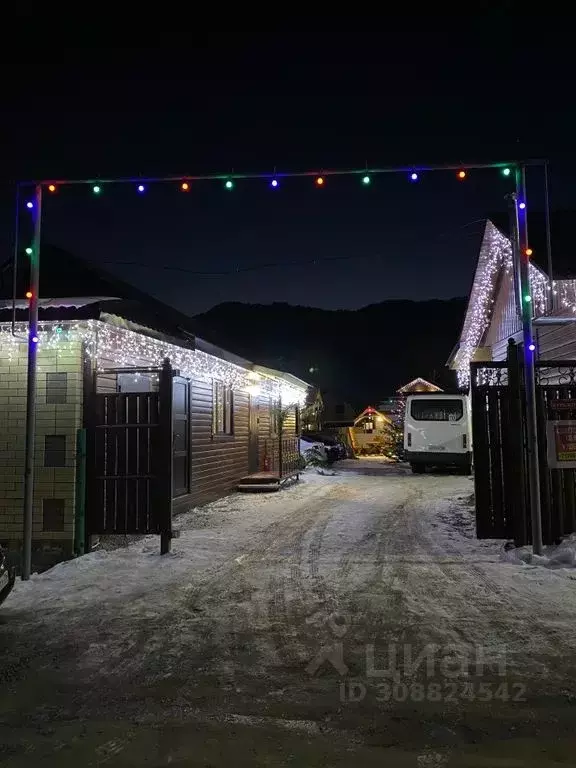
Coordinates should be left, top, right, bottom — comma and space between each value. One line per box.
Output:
397, 377, 442, 394
354, 406, 392, 425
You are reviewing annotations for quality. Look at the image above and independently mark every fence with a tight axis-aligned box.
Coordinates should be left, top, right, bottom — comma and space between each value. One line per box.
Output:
261, 436, 300, 479
471, 341, 576, 545
85, 361, 173, 553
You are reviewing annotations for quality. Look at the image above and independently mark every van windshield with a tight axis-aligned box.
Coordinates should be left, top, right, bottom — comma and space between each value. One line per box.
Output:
411, 399, 463, 421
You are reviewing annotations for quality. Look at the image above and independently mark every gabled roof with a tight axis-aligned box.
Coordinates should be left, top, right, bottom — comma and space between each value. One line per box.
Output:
397, 377, 442, 394
447, 214, 576, 386
488, 210, 576, 279
0, 244, 205, 343
0, 245, 309, 383
354, 406, 392, 426
448, 221, 509, 375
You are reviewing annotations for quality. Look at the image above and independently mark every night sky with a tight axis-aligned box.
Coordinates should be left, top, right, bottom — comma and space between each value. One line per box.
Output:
2, 45, 575, 316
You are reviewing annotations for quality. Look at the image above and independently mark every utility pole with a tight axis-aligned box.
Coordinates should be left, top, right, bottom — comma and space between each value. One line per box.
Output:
22, 184, 42, 580
513, 166, 543, 555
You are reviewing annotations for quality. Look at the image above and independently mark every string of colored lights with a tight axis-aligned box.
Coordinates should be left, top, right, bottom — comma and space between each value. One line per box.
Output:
453, 221, 576, 386
18, 162, 538, 197
16, 159, 555, 392
0, 319, 308, 406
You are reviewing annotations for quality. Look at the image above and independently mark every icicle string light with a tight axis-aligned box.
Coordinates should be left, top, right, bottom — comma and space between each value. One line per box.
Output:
454, 221, 576, 387
0, 320, 308, 406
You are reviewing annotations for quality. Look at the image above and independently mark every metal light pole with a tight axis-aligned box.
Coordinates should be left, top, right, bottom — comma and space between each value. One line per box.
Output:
22, 183, 42, 580
513, 166, 543, 555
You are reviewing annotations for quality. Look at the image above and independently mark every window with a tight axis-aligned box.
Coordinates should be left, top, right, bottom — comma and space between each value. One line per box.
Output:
117, 373, 157, 393
212, 381, 233, 435
410, 399, 464, 422
43, 499, 65, 532
46, 372, 67, 404
44, 435, 66, 467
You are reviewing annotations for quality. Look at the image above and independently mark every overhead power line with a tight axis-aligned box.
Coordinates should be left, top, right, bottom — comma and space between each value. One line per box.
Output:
99, 220, 486, 278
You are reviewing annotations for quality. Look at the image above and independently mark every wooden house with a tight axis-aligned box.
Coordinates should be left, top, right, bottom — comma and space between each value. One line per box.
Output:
350, 406, 394, 455
448, 214, 576, 384
0, 246, 307, 569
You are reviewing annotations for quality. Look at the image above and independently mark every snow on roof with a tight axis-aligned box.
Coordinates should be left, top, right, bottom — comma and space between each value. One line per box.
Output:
0, 296, 120, 310
353, 406, 392, 425
397, 377, 442, 393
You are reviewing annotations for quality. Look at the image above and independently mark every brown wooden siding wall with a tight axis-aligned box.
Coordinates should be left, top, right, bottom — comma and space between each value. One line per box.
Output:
255, 396, 298, 471
91, 356, 303, 508
487, 274, 576, 363
484, 271, 521, 353
536, 313, 576, 360
257, 396, 273, 469
187, 378, 250, 505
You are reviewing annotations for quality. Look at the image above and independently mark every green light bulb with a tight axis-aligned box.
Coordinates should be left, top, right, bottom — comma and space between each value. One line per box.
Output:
225, 180, 234, 190
25, 247, 32, 255
362, 175, 371, 185
502, 167, 511, 177
524, 294, 532, 303
93, 185, 101, 194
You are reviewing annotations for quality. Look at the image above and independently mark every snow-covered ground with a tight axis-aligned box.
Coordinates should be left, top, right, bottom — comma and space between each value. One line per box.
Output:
3, 462, 576, 766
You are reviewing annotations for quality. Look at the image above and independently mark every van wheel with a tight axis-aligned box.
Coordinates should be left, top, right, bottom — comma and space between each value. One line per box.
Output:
411, 463, 426, 474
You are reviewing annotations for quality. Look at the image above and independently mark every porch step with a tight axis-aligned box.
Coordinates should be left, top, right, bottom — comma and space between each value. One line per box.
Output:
237, 471, 281, 492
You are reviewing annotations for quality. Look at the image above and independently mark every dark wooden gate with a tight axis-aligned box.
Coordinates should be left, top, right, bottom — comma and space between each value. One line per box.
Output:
172, 376, 190, 497
471, 343, 576, 545
86, 360, 173, 552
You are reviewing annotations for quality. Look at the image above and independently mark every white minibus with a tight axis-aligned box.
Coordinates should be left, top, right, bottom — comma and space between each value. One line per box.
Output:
404, 393, 472, 474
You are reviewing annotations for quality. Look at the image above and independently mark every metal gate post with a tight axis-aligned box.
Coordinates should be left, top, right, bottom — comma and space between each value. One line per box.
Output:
507, 340, 528, 545
22, 183, 42, 580
512, 167, 543, 554
159, 358, 173, 554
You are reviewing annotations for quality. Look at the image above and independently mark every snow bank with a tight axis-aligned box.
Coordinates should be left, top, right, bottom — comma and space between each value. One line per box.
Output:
501, 535, 576, 572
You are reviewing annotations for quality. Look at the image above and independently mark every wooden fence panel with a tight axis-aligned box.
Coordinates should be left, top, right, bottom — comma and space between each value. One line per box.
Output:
86, 364, 173, 548
473, 352, 576, 545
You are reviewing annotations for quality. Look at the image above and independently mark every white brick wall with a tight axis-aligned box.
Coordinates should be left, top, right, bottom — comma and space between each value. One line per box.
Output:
0, 338, 83, 554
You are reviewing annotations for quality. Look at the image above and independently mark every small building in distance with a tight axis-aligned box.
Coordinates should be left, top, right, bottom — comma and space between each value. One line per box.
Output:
351, 406, 394, 456
397, 377, 443, 395
379, 378, 443, 420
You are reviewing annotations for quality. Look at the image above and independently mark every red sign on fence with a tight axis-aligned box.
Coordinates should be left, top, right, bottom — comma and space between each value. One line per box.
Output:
547, 420, 576, 468
550, 400, 576, 412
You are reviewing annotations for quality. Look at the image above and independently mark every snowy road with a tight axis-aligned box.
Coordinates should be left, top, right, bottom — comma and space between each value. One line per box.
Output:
3, 461, 576, 766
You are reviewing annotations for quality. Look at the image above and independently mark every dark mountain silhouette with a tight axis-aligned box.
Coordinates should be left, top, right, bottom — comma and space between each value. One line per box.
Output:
0, 245, 466, 406
195, 299, 466, 408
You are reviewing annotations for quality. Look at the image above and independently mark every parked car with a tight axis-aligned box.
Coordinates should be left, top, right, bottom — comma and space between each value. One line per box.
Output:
299, 435, 327, 462
0, 549, 15, 607
301, 432, 347, 463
